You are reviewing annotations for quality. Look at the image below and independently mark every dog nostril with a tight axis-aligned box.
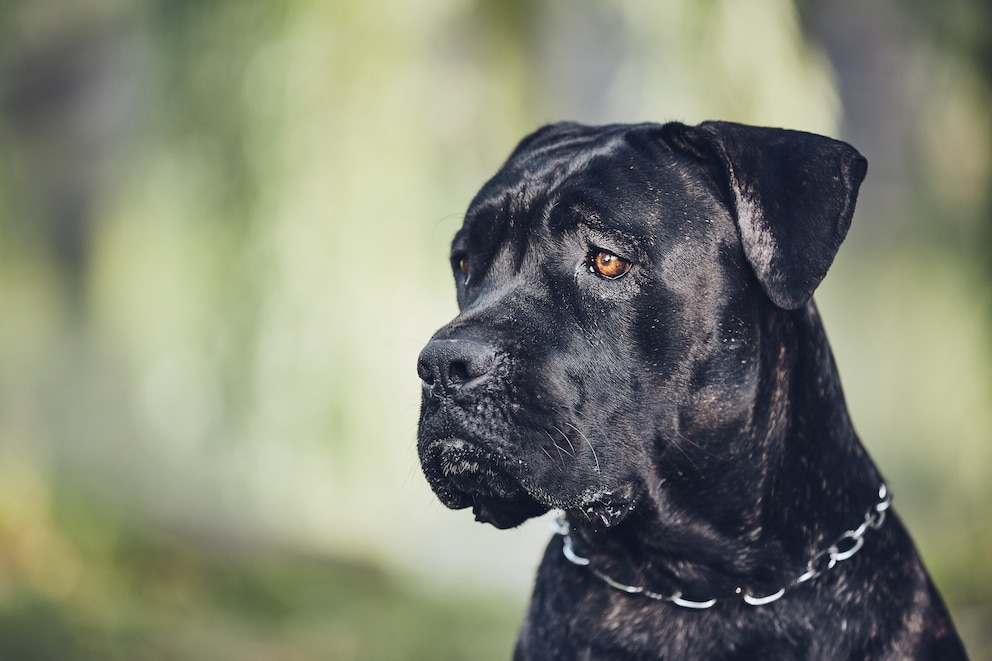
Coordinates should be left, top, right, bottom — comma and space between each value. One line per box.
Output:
447, 361, 470, 385
417, 338, 496, 395
417, 359, 436, 386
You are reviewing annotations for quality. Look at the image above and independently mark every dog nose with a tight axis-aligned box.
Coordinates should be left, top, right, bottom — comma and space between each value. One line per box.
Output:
417, 338, 497, 396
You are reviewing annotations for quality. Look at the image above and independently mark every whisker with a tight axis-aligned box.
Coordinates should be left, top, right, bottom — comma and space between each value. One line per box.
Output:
565, 421, 601, 474
674, 431, 727, 461
545, 431, 569, 469
671, 431, 704, 476
551, 425, 577, 455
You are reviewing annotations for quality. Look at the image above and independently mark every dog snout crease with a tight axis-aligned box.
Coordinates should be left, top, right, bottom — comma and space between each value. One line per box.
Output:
417, 338, 497, 398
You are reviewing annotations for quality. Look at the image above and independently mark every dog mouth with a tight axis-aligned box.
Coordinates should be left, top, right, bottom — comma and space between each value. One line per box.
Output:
419, 437, 642, 530
419, 438, 547, 529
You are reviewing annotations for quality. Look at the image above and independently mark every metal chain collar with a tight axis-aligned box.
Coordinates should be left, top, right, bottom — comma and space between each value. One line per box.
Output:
552, 484, 892, 609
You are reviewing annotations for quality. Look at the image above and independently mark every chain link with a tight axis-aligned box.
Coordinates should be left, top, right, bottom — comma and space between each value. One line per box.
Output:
797, 484, 890, 584
555, 484, 892, 609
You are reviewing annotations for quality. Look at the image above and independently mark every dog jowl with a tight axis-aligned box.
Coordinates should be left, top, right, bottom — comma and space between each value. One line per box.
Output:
416, 121, 967, 659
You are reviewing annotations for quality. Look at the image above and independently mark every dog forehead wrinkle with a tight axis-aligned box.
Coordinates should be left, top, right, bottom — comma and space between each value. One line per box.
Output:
507, 124, 610, 165
495, 154, 631, 244
456, 248, 545, 321
464, 191, 565, 281
511, 124, 629, 169
494, 130, 634, 213
558, 134, 630, 179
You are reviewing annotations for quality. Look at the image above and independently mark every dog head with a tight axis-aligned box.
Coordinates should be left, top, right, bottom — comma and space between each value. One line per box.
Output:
417, 121, 866, 530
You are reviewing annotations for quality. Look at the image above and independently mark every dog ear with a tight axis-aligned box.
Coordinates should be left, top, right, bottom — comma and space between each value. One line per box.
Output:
660, 121, 868, 310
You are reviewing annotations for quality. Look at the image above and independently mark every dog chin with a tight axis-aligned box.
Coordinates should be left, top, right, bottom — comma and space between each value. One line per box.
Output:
420, 437, 548, 528
563, 482, 642, 531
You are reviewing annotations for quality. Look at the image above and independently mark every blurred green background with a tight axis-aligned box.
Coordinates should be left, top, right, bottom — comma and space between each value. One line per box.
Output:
1, 1, 990, 658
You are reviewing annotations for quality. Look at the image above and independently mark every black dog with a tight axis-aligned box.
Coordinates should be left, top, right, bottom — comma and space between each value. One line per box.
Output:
416, 121, 967, 659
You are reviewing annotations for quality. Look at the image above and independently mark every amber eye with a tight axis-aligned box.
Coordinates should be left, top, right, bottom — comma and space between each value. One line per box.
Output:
456, 256, 469, 278
589, 250, 631, 279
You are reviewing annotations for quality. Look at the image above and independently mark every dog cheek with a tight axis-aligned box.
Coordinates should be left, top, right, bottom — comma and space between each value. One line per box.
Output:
683, 380, 757, 434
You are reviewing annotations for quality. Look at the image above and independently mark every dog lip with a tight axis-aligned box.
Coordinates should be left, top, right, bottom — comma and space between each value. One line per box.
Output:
423, 436, 474, 457
419, 436, 549, 527
421, 436, 518, 494
428, 438, 513, 486
423, 438, 490, 478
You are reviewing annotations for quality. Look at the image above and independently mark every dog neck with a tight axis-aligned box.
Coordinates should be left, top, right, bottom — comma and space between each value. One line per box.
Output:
557, 483, 890, 608
565, 302, 887, 602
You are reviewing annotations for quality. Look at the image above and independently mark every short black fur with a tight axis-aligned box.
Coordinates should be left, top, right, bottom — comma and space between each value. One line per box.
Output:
416, 121, 966, 659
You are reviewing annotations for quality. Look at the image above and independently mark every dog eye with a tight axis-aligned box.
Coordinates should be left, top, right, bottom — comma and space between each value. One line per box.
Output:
452, 255, 470, 279
588, 250, 631, 279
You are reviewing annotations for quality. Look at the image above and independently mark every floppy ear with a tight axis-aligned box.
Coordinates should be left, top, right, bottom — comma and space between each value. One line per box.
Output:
660, 121, 868, 310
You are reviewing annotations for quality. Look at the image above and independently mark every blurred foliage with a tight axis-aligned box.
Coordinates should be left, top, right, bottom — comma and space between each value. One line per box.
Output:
0, 0, 990, 657
0, 471, 521, 660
